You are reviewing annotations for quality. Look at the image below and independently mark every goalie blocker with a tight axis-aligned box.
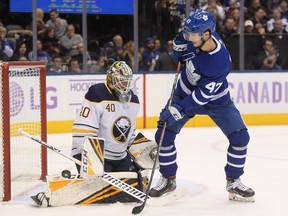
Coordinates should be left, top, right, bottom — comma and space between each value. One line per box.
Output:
31, 133, 158, 207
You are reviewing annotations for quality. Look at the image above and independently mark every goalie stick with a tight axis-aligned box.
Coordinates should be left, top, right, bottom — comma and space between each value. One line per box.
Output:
132, 62, 182, 214
17, 129, 148, 202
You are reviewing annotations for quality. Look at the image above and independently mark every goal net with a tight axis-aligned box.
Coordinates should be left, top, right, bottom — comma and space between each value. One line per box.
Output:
0, 62, 47, 201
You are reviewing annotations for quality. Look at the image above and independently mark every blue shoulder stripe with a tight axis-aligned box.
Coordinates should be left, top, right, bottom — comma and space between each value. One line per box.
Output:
85, 83, 117, 102
85, 83, 139, 104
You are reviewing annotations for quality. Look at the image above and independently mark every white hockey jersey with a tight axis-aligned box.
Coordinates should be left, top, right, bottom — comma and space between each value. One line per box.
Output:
71, 83, 140, 160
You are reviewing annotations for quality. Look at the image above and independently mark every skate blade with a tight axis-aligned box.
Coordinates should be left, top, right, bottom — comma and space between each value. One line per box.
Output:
147, 188, 188, 206
229, 193, 255, 203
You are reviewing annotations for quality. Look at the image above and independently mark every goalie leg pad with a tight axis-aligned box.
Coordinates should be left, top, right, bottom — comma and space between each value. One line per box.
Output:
81, 137, 105, 177
43, 170, 149, 206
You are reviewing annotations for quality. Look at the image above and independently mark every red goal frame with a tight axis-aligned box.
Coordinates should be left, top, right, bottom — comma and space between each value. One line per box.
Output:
1, 61, 47, 201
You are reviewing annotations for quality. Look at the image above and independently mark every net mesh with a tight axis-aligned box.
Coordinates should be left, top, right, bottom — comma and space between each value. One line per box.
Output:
0, 64, 44, 200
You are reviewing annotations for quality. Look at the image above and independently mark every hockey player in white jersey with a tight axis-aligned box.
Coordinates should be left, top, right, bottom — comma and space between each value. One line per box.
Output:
71, 60, 141, 173
30, 61, 158, 207
149, 10, 255, 202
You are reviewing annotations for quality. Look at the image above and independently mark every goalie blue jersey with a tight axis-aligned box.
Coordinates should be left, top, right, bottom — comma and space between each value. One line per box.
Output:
177, 32, 232, 113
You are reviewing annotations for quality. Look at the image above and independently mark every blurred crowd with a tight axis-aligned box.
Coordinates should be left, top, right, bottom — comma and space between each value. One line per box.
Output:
0, 0, 287, 72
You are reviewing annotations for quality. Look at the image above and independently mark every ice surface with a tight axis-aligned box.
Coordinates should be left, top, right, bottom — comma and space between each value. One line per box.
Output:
1, 125, 288, 216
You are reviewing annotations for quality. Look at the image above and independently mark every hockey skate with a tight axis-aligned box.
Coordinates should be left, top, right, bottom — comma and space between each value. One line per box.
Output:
31, 192, 49, 207
149, 175, 176, 197
226, 177, 255, 202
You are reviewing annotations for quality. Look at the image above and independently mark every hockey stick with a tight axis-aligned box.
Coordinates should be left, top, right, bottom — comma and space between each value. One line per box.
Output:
17, 128, 148, 202
132, 62, 182, 214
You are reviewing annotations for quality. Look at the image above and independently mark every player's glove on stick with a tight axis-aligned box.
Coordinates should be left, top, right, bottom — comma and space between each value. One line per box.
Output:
173, 32, 187, 62
160, 104, 186, 126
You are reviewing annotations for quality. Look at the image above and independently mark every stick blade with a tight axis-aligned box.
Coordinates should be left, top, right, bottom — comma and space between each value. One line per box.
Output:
132, 204, 145, 215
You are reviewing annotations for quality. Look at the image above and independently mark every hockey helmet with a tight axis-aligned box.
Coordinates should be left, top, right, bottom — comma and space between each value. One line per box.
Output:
107, 61, 133, 101
183, 9, 216, 40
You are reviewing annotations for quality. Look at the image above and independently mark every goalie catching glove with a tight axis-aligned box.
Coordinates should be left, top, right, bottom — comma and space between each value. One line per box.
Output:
128, 132, 159, 169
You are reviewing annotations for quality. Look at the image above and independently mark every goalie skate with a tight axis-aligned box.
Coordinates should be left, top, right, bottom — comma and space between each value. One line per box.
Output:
31, 192, 49, 207
226, 177, 255, 203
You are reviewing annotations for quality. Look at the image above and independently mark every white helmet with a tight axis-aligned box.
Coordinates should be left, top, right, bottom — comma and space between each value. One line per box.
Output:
107, 61, 133, 103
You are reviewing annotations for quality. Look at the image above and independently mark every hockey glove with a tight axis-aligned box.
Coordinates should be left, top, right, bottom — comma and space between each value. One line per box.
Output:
160, 104, 186, 126
173, 32, 187, 62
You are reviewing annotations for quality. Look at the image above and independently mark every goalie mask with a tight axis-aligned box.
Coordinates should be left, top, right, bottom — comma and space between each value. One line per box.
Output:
107, 61, 133, 104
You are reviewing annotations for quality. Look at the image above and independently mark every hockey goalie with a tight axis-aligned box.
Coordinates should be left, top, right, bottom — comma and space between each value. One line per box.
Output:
31, 133, 158, 207
31, 61, 159, 207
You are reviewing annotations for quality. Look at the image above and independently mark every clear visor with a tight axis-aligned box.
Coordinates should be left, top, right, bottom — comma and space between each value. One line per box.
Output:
183, 31, 202, 41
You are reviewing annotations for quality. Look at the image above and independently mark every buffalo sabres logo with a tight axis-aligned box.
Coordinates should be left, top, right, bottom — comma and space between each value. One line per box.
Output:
112, 116, 131, 143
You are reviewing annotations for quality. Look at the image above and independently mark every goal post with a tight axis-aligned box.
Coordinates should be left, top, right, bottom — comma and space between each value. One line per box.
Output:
0, 61, 47, 201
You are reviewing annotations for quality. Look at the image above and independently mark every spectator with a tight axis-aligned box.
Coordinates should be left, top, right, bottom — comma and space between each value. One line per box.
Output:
250, 6, 268, 37
246, 0, 261, 19
68, 58, 81, 73
230, 8, 241, 33
89, 55, 108, 73
163, 1, 186, 39
189, 0, 200, 13
10, 41, 29, 61
41, 27, 62, 58
141, 37, 161, 71
243, 20, 263, 69
26, 8, 48, 39
74, 42, 99, 71
155, 38, 163, 52
154, 0, 185, 40
28, 39, 52, 65
267, 0, 283, 12
202, 0, 226, 28
62, 54, 72, 67
154, 40, 176, 71
267, 8, 288, 32
48, 56, 65, 73
107, 35, 124, 62
256, 38, 282, 70
0, 40, 10, 61
278, 0, 288, 19
0, 26, 14, 59
225, 0, 240, 15
46, 9, 68, 40
219, 17, 238, 69
268, 19, 288, 69
60, 24, 83, 57
120, 40, 142, 69
100, 41, 114, 59
219, 17, 237, 49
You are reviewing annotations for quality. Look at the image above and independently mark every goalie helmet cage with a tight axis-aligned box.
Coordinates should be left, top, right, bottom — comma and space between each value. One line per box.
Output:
0, 61, 47, 201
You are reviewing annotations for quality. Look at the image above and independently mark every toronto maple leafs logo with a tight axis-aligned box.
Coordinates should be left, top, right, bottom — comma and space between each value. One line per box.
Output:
186, 60, 201, 86
112, 116, 131, 143
202, 14, 208, 21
